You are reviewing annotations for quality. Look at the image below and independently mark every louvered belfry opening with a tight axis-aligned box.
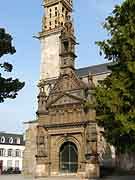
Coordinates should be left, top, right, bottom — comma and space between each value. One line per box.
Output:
59, 141, 78, 173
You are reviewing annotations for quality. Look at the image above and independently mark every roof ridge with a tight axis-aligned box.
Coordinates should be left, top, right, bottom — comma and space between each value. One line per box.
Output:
0, 132, 23, 136
76, 62, 110, 71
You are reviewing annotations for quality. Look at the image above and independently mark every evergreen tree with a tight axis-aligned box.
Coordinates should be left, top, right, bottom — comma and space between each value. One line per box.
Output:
0, 28, 25, 103
95, 0, 135, 153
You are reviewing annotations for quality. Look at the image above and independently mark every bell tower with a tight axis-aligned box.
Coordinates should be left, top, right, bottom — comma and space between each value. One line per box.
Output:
39, 0, 73, 81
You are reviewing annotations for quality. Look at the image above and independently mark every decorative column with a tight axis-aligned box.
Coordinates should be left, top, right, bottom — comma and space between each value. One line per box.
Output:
84, 124, 100, 179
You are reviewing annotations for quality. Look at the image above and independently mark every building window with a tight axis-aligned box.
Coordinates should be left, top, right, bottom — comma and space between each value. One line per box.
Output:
8, 149, 13, 157
62, 7, 64, 12
15, 149, 21, 157
16, 138, 20, 144
66, 11, 68, 17
1, 136, 5, 143
7, 160, 12, 169
0, 148, 5, 157
9, 137, 13, 144
15, 160, 19, 169
55, 11, 57, 16
55, 7, 58, 16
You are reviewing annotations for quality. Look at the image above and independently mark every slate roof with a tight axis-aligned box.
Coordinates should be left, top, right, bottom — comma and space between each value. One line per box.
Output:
23, 120, 38, 124
0, 132, 25, 145
76, 63, 111, 77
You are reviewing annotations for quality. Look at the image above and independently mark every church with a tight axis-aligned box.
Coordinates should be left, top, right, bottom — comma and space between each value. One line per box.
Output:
23, 0, 110, 178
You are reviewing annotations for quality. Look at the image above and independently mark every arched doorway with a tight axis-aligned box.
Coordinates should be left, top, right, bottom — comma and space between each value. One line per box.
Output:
59, 141, 78, 173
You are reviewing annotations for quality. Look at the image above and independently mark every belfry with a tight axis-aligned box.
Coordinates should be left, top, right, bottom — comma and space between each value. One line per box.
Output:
23, 0, 100, 178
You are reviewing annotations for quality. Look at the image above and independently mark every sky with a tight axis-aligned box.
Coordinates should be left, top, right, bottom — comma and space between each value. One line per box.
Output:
0, 0, 123, 134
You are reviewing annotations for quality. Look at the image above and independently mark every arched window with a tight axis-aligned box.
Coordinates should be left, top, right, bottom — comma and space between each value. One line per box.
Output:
9, 137, 13, 144
1, 136, 5, 143
59, 141, 78, 173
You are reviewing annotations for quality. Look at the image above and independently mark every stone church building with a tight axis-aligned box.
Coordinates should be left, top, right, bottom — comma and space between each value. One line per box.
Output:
23, 0, 111, 179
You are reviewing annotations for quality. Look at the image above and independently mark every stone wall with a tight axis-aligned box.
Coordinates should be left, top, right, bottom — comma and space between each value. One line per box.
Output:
40, 32, 61, 80
22, 123, 37, 177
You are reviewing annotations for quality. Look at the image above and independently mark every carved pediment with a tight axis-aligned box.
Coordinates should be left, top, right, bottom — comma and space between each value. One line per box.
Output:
50, 71, 86, 94
47, 93, 85, 108
46, 70, 87, 108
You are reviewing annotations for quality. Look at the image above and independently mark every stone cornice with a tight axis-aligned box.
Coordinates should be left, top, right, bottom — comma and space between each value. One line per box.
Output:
45, 0, 72, 11
38, 121, 96, 129
39, 27, 62, 39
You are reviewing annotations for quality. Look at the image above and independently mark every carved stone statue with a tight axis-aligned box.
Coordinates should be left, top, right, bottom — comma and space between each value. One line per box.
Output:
61, 14, 74, 37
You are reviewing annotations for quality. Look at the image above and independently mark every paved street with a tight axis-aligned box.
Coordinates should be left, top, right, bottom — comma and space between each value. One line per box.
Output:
0, 175, 80, 180
1, 175, 135, 180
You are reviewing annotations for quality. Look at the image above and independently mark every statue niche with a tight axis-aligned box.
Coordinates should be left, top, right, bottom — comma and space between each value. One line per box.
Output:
37, 127, 48, 157
63, 40, 69, 53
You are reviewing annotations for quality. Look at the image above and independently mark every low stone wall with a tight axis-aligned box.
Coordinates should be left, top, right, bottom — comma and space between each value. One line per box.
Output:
117, 153, 135, 171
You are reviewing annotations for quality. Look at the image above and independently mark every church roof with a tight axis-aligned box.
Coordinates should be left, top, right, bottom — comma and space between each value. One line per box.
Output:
76, 63, 111, 77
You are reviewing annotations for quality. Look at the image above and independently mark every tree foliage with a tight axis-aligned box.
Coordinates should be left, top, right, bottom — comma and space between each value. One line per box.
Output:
95, 0, 135, 153
0, 28, 25, 103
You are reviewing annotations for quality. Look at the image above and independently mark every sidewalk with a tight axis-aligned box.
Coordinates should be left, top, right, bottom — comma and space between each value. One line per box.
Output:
1, 175, 135, 180
0, 175, 81, 180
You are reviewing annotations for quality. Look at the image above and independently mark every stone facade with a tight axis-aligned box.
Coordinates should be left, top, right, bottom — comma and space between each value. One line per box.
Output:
40, 33, 61, 80
23, 0, 101, 179
23, 123, 38, 177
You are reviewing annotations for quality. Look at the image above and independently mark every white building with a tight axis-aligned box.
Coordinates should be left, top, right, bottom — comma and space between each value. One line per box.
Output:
0, 132, 25, 173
